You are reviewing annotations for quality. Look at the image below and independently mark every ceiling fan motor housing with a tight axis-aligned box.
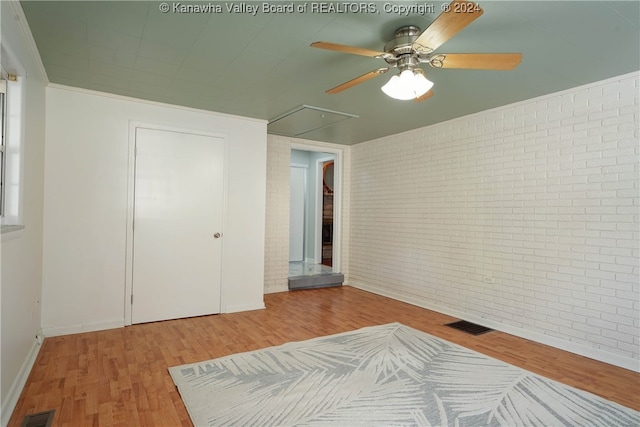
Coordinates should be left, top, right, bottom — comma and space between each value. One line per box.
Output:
383, 26, 428, 70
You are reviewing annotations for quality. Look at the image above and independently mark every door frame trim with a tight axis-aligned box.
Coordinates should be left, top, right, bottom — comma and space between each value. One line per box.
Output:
124, 121, 229, 326
313, 155, 335, 265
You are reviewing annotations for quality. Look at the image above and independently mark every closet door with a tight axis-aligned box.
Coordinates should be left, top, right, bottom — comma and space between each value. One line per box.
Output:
132, 128, 224, 324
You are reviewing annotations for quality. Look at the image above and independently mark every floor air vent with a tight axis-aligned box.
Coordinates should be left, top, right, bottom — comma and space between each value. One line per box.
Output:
446, 320, 493, 336
21, 410, 55, 427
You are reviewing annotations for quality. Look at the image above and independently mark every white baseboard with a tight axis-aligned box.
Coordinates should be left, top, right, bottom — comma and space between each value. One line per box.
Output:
1, 338, 42, 427
264, 284, 289, 294
41, 319, 124, 337
224, 302, 266, 314
347, 282, 640, 373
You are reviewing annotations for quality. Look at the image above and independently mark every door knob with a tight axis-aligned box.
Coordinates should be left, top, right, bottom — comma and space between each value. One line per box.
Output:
213, 232, 222, 238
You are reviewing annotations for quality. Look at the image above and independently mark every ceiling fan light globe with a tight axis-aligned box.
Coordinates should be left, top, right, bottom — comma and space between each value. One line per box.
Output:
413, 71, 434, 97
381, 75, 401, 99
381, 69, 434, 100
399, 69, 415, 85
381, 72, 415, 100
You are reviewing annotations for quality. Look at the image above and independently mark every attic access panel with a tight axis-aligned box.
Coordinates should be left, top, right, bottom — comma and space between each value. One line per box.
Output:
268, 105, 358, 138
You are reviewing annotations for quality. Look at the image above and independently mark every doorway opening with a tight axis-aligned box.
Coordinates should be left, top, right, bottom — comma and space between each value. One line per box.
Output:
288, 148, 343, 290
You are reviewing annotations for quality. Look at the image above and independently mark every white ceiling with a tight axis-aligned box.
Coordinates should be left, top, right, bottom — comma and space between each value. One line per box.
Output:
19, 0, 640, 144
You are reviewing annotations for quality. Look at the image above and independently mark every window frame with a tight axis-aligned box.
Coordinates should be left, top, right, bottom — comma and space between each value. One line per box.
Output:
0, 56, 25, 231
1, 76, 7, 217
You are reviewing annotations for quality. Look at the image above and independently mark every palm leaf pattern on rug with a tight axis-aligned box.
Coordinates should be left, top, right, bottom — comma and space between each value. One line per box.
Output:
170, 323, 640, 426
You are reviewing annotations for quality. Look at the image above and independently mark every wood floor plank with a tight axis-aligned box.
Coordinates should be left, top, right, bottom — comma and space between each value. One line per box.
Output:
8, 286, 639, 426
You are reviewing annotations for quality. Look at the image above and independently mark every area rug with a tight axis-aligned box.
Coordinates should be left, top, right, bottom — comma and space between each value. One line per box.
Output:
169, 323, 639, 426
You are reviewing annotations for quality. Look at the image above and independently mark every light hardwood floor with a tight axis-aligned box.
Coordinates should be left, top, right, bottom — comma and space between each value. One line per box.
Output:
9, 286, 639, 426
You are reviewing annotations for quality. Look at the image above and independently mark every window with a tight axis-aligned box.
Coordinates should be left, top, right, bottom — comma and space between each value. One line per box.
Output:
0, 64, 23, 230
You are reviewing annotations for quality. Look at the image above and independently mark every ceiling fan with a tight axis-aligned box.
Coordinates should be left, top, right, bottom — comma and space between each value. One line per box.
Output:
311, 0, 522, 101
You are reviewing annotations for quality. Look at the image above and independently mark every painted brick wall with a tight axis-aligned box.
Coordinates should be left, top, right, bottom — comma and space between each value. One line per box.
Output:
349, 72, 639, 369
264, 135, 292, 294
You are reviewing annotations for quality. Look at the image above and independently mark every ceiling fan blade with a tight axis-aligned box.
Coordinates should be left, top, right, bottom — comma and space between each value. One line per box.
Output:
433, 53, 522, 70
413, 0, 483, 52
326, 68, 389, 94
414, 89, 434, 102
311, 41, 388, 58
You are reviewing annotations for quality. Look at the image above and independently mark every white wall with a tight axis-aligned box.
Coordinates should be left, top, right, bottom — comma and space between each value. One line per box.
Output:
0, 1, 47, 423
349, 72, 639, 371
41, 86, 267, 336
290, 149, 309, 261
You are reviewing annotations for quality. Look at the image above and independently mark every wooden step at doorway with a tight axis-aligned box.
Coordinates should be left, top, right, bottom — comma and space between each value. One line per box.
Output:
288, 273, 344, 290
